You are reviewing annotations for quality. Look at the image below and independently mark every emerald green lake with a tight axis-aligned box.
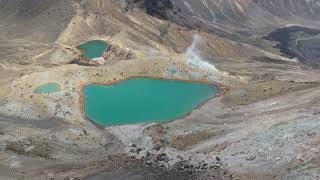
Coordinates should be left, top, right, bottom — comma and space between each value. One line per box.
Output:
83, 78, 218, 126
34, 83, 61, 94
78, 40, 110, 59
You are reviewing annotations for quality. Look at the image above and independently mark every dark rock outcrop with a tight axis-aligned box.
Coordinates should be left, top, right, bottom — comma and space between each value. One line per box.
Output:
144, 0, 174, 19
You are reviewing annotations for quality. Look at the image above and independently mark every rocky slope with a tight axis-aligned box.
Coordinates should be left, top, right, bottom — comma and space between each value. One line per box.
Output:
0, 0, 320, 179
141, 0, 320, 50
142, 0, 320, 30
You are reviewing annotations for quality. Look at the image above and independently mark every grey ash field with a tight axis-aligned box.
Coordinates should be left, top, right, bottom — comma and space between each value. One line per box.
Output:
1, 0, 320, 179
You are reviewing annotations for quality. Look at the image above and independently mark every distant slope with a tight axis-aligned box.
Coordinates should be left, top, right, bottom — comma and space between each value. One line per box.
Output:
0, 0, 75, 43
143, 0, 320, 32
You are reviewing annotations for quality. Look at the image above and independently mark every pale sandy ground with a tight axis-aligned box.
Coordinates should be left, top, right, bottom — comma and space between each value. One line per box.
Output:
1, 0, 320, 179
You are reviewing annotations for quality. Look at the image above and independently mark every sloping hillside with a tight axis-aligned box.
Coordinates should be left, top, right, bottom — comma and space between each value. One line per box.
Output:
142, 0, 320, 30
0, 0, 320, 179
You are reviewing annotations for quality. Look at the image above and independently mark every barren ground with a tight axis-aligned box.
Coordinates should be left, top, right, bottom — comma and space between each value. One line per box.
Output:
1, 0, 320, 179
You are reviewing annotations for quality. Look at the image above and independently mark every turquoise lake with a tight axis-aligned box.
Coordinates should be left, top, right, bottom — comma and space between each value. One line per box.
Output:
34, 83, 61, 94
78, 40, 110, 59
83, 78, 218, 126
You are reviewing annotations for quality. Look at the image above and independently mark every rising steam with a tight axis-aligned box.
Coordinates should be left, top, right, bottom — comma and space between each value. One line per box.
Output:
186, 35, 217, 72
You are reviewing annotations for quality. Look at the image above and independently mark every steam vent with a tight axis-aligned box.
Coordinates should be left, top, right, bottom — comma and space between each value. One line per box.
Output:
1, 0, 320, 179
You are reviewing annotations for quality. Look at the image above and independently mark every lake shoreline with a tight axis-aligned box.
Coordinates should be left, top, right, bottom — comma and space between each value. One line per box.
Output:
79, 76, 225, 127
